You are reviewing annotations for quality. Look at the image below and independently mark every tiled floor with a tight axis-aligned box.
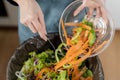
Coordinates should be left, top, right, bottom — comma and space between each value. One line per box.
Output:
0, 29, 120, 80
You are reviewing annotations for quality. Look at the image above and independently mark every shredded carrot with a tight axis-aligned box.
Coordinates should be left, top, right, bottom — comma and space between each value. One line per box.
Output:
66, 37, 73, 46
82, 30, 89, 42
61, 19, 69, 45
66, 40, 83, 57
80, 77, 85, 80
69, 49, 91, 65
80, 40, 89, 49
78, 30, 89, 43
55, 40, 89, 70
36, 68, 50, 80
65, 22, 91, 30
73, 64, 79, 74
39, 20, 95, 79
65, 22, 81, 26
86, 77, 93, 80
92, 40, 108, 53
80, 23, 91, 30
55, 49, 84, 70
72, 66, 87, 80
72, 65, 79, 80
72, 27, 79, 32
55, 48, 86, 70
80, 30, 86, 37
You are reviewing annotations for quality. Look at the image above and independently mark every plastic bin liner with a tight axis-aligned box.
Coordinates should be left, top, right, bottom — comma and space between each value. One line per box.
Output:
6, 33, 104, 80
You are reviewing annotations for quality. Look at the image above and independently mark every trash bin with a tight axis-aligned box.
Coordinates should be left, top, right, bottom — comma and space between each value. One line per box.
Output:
6, 34, 104, 80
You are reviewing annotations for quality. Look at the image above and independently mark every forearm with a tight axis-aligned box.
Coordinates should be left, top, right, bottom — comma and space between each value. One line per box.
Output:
13, 0, 36, 6
7, 0, 18, 6
7, 0, 35, 6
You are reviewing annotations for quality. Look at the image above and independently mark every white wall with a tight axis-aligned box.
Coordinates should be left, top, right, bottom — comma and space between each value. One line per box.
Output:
0, 0, 18, 27
106, 0, 120, 30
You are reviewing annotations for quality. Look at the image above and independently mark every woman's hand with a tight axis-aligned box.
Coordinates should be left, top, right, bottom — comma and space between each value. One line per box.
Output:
74, 0, 107, 23
14, 0, 47, 41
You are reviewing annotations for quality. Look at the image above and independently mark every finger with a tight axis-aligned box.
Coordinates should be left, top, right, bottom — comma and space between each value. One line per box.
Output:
32, 19, 47, 41
74, 4, 85, 16
87, 8, 94, 19
37, 16, 47, 39
26, 22, 37, 33
73, 0, 87, 16
100, 7, 108, 24
38, 16, 47, 35
96, 7, 100, 18
38, 12, 47, 35
38, 30, 47, 41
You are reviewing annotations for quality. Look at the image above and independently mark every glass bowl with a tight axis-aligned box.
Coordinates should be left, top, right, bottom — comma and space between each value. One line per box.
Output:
59, 0, 115, 57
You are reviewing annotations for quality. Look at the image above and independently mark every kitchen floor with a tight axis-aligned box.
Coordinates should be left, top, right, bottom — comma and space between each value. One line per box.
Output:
0, 28, 120, 80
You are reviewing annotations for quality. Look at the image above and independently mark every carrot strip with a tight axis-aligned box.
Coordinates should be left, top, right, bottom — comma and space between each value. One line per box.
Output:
92, 40, 108, 53
55, 49, 84, 70
82, 30, 89, 42
80, 77, 85, 80
66, 40, 83, 57
65, 22, 81, 26
36, 68, 50, 80
55, 40, 89, 70
80, 23, 91, 30
80, 30, 85, 39
72, 27, 79, 33
65, 22, 91, 30
86, 77, 93, 80
81, 40, 89, 49
61, 19, 68, 44
72, 66, 87, 80
70, 49, 91, 65
79, 30, 89, 43
72, 65, 79, 80
66, 37, 73, 46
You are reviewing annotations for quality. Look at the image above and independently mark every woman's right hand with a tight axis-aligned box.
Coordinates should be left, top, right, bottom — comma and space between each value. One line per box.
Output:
14, 0, 47, 41
74, 0, 107, 24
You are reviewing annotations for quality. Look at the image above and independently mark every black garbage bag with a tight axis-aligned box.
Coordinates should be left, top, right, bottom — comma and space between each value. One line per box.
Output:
6, 34, 104, 80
